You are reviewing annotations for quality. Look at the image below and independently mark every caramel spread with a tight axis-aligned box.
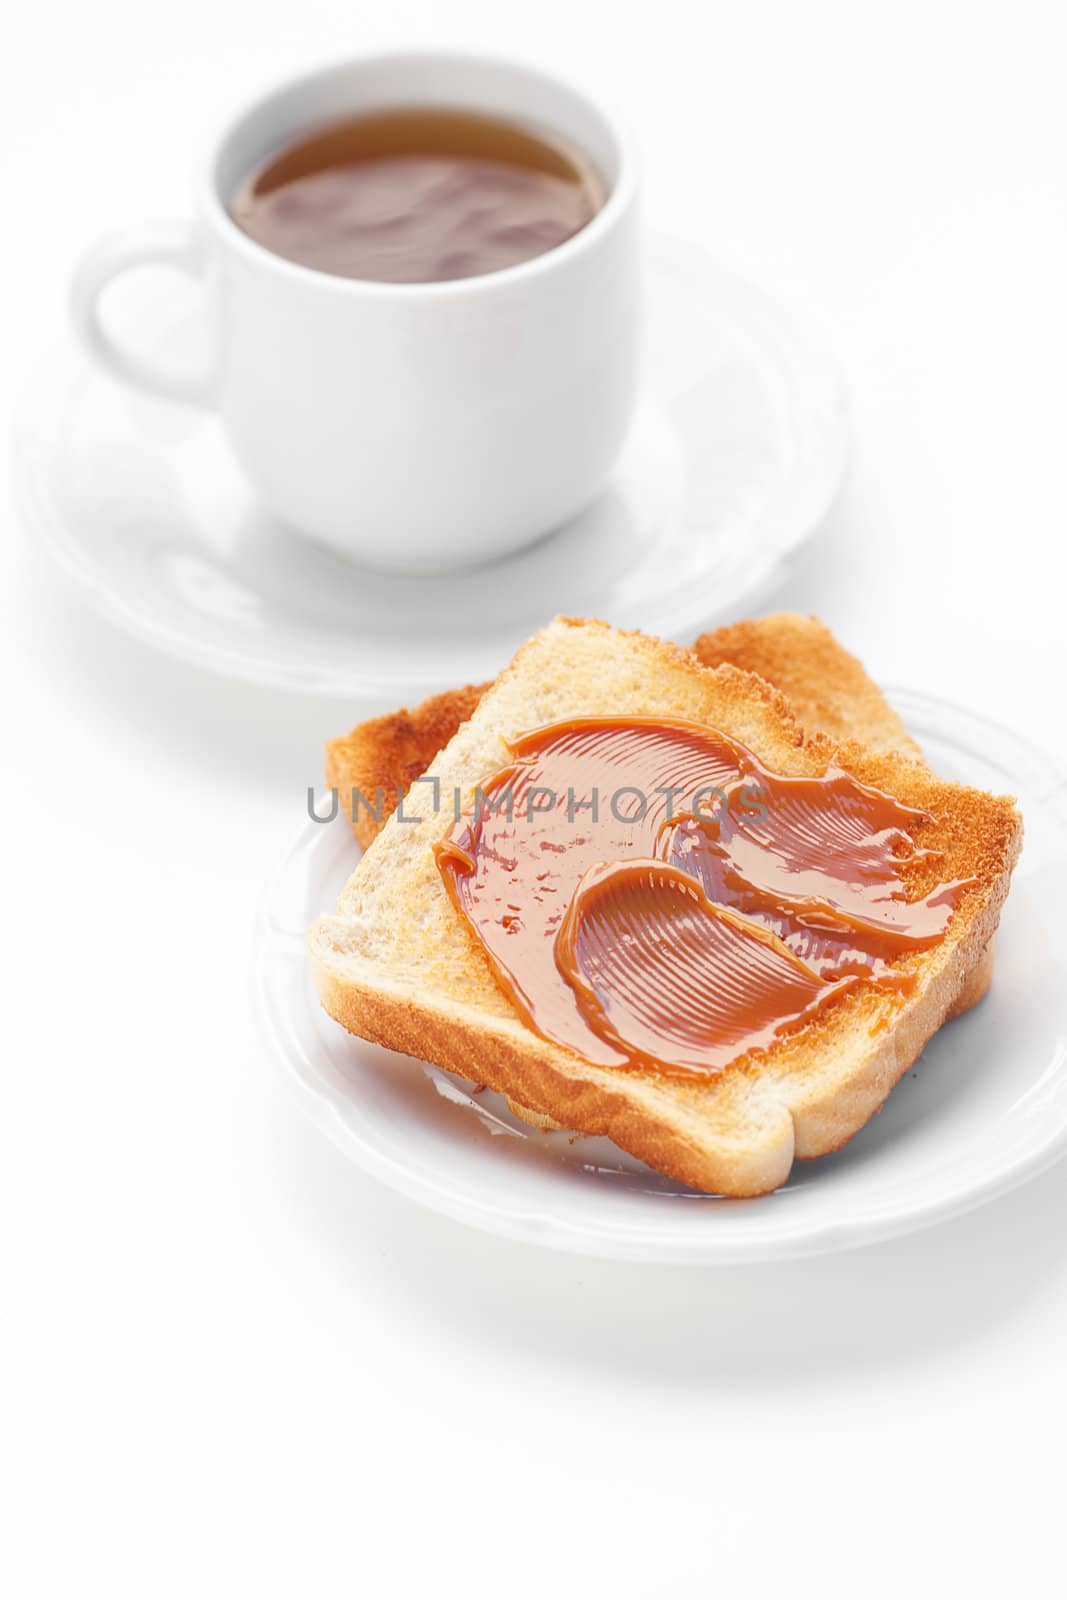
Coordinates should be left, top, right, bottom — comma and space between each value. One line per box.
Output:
435, 718, 969, 1079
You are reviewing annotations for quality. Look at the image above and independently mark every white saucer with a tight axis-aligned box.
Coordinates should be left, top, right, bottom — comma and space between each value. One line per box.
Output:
14, 235, 847, 701
253, 691, 1067, 1263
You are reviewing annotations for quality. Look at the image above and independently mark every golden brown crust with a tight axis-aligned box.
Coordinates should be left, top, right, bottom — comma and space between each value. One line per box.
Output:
945, 940, 994, 1017
326, 682, 489, 851
313, 963, 797, 1195
692, 614, 922, 758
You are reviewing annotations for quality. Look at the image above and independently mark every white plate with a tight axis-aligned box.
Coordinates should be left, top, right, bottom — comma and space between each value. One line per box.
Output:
253, 690, 1067, 1262
14, 235, 847, 701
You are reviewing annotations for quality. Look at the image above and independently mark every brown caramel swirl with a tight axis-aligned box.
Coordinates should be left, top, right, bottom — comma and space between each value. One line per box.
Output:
435, 718, 970, 1079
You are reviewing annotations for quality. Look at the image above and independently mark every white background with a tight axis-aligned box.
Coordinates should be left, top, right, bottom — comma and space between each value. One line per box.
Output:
4, 2, 1067, 1595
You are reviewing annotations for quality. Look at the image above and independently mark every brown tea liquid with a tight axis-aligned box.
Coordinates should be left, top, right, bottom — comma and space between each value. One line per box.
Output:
230, 107, 607, 283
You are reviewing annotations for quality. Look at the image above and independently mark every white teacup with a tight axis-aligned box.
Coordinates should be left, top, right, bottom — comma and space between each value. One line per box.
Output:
71, 52, 641, 573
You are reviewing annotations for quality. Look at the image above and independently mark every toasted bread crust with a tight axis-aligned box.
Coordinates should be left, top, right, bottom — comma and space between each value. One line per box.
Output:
309, 619, 1021, 1196
946, 941, 994, 1017
313, 960, 797, 1194
693, 614, 922, 758
327, 683, 489, 852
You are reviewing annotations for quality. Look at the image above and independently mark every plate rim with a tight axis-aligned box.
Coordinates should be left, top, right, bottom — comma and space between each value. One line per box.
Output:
252, 690, 1067, 1263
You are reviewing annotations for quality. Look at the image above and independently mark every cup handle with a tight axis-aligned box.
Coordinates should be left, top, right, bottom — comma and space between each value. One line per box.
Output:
70, 222, 218, 407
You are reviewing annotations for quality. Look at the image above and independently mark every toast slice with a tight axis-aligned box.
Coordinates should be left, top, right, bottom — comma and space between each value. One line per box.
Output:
325, 613, 992, 1016
692, 614, 922, 758
309, 618, 1021, 1197
328, 681, 489, 854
